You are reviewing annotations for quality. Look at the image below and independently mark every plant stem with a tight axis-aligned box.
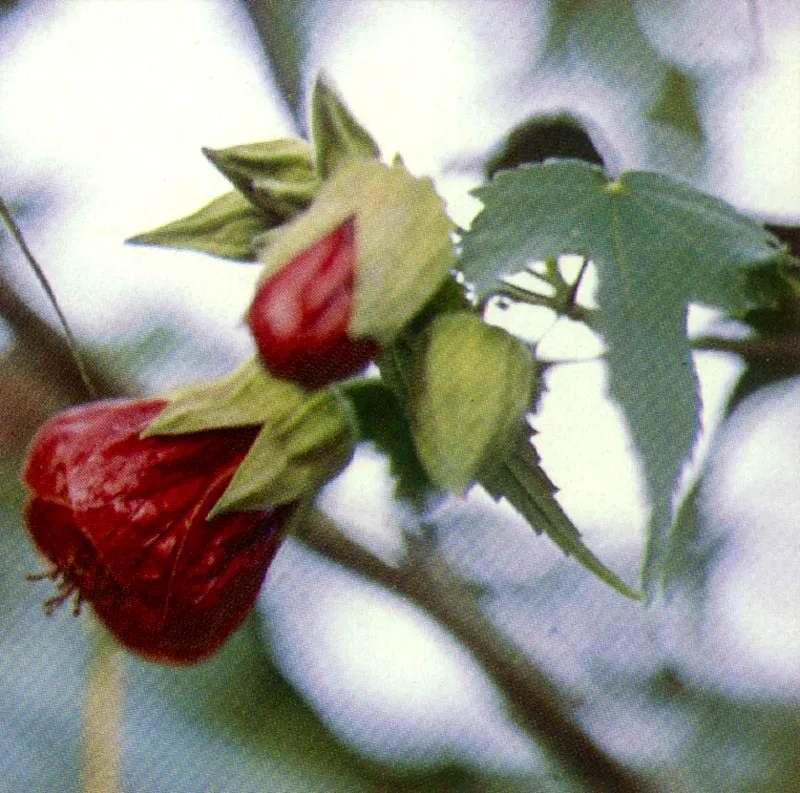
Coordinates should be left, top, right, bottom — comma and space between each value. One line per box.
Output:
0, 194, 97, 398
81, 622, 124, 793
298, 509, 655, 793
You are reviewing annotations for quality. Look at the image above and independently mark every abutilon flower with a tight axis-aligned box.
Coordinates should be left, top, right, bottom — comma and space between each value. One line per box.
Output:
22, 398, 297, 665
247, 218, 382, 390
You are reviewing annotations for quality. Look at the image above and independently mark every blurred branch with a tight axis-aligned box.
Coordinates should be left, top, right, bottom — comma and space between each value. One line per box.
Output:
299, 509, 656, 793
241, 0, 311, 131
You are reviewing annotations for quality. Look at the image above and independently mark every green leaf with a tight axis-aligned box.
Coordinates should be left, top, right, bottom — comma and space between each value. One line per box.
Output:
408, 312, 533, 495
210, 388, 357, 516
142, 360, 309, 436
479, 419, 640, 599
343, 379, 434, 507
202, 138, 318, 218
460, 160, 784, 595
311, 75, 381, 179
127, 191, 277, 261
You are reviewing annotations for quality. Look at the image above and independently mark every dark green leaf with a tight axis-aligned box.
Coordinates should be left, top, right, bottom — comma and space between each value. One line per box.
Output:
127, 191, 277, 261
311, 75, 381, 179
461, 159, 784, 595
485, 114, 603, 178
343, 379, 434, 507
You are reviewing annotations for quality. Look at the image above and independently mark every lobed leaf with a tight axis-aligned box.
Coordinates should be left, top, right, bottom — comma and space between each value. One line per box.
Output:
460, 159, 785, 595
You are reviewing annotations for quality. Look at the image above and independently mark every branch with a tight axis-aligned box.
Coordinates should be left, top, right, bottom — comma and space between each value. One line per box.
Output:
299, 509, 656, 793
692, 333, 800, 366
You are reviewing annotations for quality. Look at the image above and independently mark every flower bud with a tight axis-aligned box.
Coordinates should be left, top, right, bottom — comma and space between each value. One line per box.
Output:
249, 159, 456, 388
247, 218, 382, 389
22, 399, 298, 665
408, 312, 534, 494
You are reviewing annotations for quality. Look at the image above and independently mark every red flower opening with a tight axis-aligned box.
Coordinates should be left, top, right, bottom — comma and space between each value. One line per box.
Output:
248, 218, 382, 389
22, 399, 296, 665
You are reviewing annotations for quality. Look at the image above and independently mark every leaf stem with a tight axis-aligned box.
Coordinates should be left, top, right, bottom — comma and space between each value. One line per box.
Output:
0, 194, 96, 398
566, 256, 590, 309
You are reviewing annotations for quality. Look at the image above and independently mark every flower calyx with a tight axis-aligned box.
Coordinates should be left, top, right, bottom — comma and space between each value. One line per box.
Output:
145, 360, 358, 516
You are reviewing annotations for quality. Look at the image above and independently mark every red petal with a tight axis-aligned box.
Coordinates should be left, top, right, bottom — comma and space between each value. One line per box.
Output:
248, 219, 381, 389
22, 399, 296, 664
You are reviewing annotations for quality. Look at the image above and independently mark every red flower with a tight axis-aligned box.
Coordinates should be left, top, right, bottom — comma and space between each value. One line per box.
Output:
248, 218, 381, 389
22, 399, 296, 665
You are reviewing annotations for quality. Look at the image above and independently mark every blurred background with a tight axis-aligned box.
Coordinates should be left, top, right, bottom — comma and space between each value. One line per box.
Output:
1, 1, 799, 791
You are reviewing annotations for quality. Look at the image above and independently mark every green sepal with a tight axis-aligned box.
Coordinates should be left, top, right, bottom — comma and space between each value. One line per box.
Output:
202, 138, 319, 218
255, 159, 456, 346
479, 419, 641, 600
142, 359, 309, 436
311, 74, 381, 179
126, 192, 277, 261
209, 387, 357, 517
408, 312, 533, 494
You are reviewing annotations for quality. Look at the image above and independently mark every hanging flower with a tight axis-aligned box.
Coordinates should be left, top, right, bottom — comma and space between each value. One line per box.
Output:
22, 398, 297, 665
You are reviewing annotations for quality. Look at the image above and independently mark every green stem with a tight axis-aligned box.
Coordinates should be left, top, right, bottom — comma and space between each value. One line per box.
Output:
81, 621, 124, 793
0, 194, 96, 398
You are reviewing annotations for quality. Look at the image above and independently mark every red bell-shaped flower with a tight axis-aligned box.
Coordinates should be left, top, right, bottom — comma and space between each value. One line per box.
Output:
247, 218, 381, 390
22, 399, 296, 665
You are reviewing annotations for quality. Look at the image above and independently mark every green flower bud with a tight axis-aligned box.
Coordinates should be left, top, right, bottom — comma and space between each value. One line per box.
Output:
408, 312, 534, 495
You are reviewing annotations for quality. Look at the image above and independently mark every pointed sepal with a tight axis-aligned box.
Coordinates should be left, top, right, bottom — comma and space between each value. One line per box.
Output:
202, 138, 318, 218
210, 387, 357, 516
126, 192, 276, 261
142, 360, 308, 436
311, 74, 381, 178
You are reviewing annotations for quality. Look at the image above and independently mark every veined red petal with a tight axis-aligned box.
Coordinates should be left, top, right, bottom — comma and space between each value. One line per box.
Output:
22, 398, 296, 664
